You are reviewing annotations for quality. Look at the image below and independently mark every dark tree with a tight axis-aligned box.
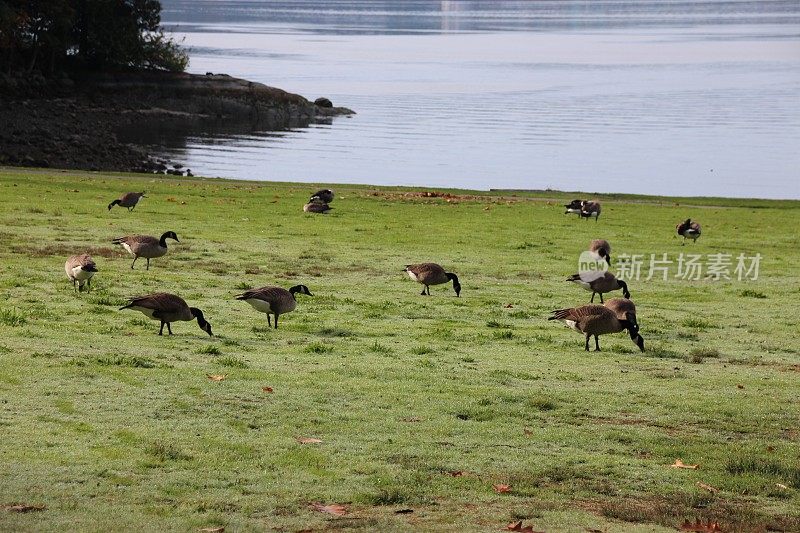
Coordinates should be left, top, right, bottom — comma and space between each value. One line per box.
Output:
0, 0, 187, 75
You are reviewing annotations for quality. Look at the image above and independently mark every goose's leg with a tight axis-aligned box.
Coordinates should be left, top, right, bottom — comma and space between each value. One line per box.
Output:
594, 335, 601, 351
427, 286, 431, 295
584, 334, 590, 351
146, 258, 150, 270
590, 292, 596, 303
167, 323, 173, 335
131, 256, 138, 269
159, 321, 165, 335
599, 293, 604, 304
72, 279, 77, 292
267, 314, 272, 327
274, 314, 279, 329
87, 279, 91, 292
420, 286, 427, 296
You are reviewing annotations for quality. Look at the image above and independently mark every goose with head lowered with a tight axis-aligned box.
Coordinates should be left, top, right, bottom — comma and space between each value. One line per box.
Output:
235, 284, 313, 329
108, 192, 146, 212
548, 303, 644, 352
566, 271, 629, 303
404, 263, 461, 297
112, 231, 178, 270
120, 293, 212, 336
64, 254, 98, 292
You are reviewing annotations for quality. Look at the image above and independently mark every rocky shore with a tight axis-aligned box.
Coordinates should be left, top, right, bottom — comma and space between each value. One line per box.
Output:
0, 71, 354, 174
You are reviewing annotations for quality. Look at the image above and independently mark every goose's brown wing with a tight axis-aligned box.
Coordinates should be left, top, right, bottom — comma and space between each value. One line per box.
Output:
124, 292, 187, 313
406, 263, 447, 284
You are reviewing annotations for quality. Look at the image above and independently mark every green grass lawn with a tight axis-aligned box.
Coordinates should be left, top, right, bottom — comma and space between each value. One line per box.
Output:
0, 167, 798, 532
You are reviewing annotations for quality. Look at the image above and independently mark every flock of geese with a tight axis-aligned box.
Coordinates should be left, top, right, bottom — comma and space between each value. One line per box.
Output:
64, 190, 702, 352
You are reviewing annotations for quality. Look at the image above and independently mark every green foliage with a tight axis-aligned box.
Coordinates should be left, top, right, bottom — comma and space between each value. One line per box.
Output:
0, 0, 187, 74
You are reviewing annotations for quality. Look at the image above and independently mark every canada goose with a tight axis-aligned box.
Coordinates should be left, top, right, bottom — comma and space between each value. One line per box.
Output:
548, 304, 644, 352
677, 218, 701, 244
564, 199, 585, 216
404, 263, 461, 297
604, 297, 637, 323
235, 284, 313, 329
580, 201, 601, 221
108, 192, 145, 211
310, 189, 334, 203
303, 198, 333, 213
589, 239, 612, 264
566, 271, 629, 303
112, 231, 178, 270
120, 293, 212, 336
64, 254, 98, 292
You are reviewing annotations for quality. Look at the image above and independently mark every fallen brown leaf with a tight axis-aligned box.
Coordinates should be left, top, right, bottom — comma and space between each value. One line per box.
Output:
310, 502, 347, 516
207, 374, 226, 382
680, 519, 723, 532
736, 384, 744, 389
6, 504, 46, 513
448, 470, 466, 477
262, 386, 274, 393
696, 482, 719, 493
296, 437, 322, 444
493, 483, 512, 494
523, 428, 533, 436
671, 459, 699, 470
504, 520, 543, 532
504, 303, 514, 308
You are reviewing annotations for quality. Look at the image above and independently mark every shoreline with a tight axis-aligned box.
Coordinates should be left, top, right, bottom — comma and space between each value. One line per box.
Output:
0, 71, 354, 175
1, 166, 797, 208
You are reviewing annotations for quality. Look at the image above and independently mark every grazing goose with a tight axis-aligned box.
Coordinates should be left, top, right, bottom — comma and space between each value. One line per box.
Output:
303, 198, 333, 213
676, 218, 701, 244
580, 200, 601, 222
64, 254, 98, 292
566, 271, 629, 303
548, 304, 644, 352
589, 239, 612, 265
108, 192, 145, 211
112, 231, 178, 270
564, 199, 585, 216
404, 263, 461, 297
120, 293, 212, 336
235, 284, 313, 329
310, 189, 334, 204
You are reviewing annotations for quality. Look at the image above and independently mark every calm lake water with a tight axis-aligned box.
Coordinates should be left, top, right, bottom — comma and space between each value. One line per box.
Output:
159, 1, 800, 199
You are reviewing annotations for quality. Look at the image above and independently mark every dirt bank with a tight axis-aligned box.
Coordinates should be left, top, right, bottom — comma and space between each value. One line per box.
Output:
0, 71, 354, 174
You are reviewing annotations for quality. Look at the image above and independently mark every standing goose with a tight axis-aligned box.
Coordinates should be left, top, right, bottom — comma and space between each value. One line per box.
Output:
676, 218, 701, 244
404, 263, 461, 297
589, 239, 612, 265
64, 254, 98, 292
108, 192, 146, 211
120, 293, 212, 336
548, 304, 644, 352
112, 231, 178, 270
564, 199, 585, 216
566, 271, 630, 303
310, 189, 334, 204
235, 284, 313, 329
580, 200, 601, 222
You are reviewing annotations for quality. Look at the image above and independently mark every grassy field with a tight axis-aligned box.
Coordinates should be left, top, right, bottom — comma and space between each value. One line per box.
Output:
0, 167, 798, 532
